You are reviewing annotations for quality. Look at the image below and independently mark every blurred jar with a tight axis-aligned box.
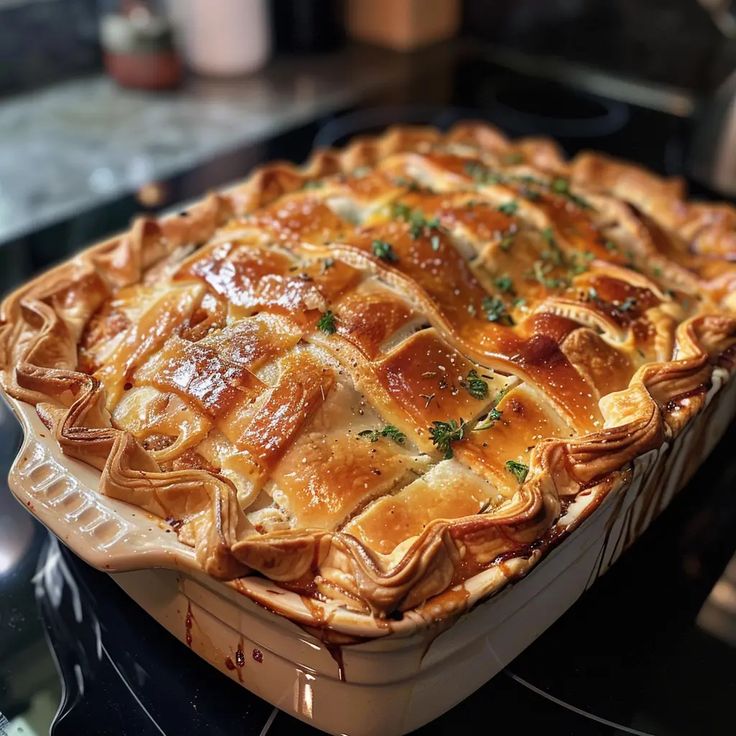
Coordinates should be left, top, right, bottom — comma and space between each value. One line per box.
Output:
346, 0, 460, 51
173, 0, 271, 76
100, 0, 183, 89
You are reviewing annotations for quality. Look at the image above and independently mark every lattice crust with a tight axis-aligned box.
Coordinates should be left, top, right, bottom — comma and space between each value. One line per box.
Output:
2, 122, 736, 618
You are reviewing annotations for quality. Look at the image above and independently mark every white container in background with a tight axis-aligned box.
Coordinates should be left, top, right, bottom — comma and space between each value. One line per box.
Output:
173, 0, 271, 76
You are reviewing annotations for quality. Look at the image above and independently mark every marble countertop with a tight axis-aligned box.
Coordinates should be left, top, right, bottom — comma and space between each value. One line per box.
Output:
0, 44, 432, 244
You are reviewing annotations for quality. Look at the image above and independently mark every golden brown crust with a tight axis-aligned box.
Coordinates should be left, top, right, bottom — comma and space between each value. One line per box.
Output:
1, 121, 735, 620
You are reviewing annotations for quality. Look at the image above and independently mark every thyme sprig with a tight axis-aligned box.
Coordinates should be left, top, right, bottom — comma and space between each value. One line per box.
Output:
429, 419, 467, 459
316, 310, 337, 334
358, 425, 406, 445
474, 385, 510, 431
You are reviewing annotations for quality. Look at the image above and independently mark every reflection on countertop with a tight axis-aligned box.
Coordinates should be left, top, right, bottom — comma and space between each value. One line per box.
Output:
0, 43, 452, 246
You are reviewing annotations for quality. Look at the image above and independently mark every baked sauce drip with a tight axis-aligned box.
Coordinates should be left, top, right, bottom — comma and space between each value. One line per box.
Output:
185, 602, 193, 647
325, 643, 346, 682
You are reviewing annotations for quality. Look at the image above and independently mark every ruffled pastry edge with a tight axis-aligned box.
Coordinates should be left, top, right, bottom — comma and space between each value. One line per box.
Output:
1, 122, 735, 626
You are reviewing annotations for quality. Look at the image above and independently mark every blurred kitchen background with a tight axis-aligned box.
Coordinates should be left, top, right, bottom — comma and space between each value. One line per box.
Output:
2, 2, 736, 735
0, 0, 733, 272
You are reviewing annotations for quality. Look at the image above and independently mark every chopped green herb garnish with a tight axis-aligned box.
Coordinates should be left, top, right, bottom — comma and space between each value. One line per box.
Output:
652, 266, 663, 278
542, 227, 556, 247
316, 310, 337, 334
505, 460, 529, 484
550, 177, 593, 209
482, 296, 515, 326
463, 369, 489, 400
494, 275, 515, 294
372, 239, 398, 262
410, 214, 440, 240
429, 419, 467, 459
619, 297, 637, 312
528, 259, 569, 290
514, 174, 547, 187
499, 233, 515, 251
551, 178, 570, 194
392, 202, 442, 240
527, 228, 593, 290
430, 234, 441, 251
321, 257, 335, 273
465, 162, 504, 185
587, 287, 600, 302
474, 385, 510, 431
474, 407, 502, 432
604, 240, 619, 252
391, 202, 413, 221
392, 176, 419, 191
358, 425, 406, 445
502, 152, 524, 165
302, 180, 324, 190
521, 187, 542, 202
352, 166, 371, 178
498, 200, 519, 216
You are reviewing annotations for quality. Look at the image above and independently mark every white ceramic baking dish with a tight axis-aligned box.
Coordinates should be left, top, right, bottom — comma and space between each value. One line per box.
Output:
5, 362, 734, 736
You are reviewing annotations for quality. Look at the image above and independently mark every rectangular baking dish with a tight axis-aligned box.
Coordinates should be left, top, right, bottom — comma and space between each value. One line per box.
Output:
6, 362, 734, 736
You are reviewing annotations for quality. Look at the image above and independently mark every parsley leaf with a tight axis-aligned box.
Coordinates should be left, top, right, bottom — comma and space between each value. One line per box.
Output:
551, 178, 593, 210
316, 310, 337, 334
499, 233, 515, 251
505, 459, 529, 484
482, 296, 515, 326
429, 419, 467, 459
498, 200, 519, 216
392, 202, 442, 240
465, 162, 504, 185
371, 239, 398, 262
302, 180, 324, 190
541, 227, 557, 247
410, 213, 440, 240
463, 369, 489, 399
391, 201, 412, 220
494, 275, 515, 294
619, 297, 637, 312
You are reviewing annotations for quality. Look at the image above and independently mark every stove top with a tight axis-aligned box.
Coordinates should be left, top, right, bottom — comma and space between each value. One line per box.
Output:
1, 49, 734, 736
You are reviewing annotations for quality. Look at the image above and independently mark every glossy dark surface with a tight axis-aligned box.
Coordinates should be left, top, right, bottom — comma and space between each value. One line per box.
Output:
1, 51, 735, 736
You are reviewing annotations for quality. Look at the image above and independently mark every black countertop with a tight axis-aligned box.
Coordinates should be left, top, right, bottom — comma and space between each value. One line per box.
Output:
1, 49, 735, 736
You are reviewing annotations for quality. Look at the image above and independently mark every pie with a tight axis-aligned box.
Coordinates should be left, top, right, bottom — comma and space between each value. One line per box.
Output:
2, 122, 735, 619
